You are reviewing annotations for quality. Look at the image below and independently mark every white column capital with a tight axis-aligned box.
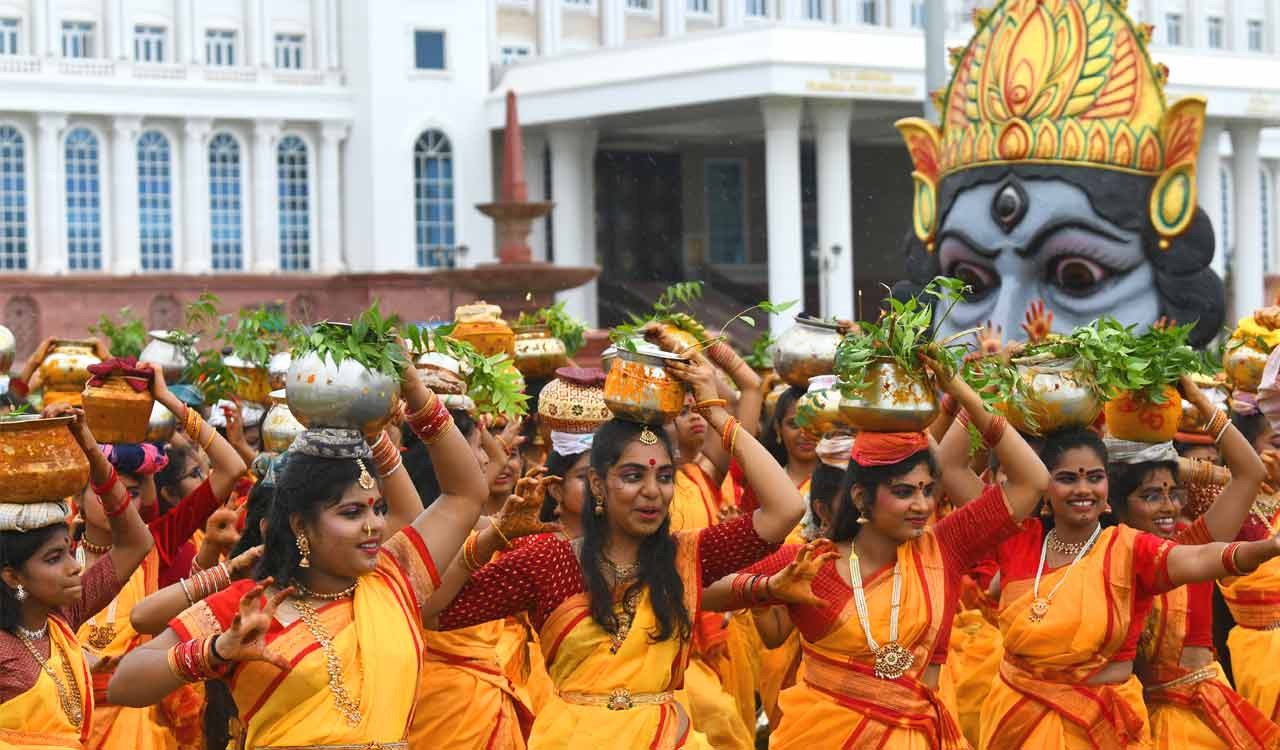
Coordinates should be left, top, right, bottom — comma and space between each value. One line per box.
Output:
321, 121, 351, 143
111, 115, 143, 139
761, 97, 805, 132
184, 117, 213, 140
37, 113, 68, 135
254, 119, 284, 142
1228, 120, 1263, 147
809, 98, 853, 132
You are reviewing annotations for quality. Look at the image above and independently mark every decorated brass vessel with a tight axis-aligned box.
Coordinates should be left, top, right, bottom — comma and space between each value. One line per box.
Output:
603, 347, 688, 425
1001, 355, 1102, 436
262, 389, 305, 453
286, 348, 399, 435
1226, 342, 1270, 393
513, 325, 568, 380
82, 376, 154, 445
451, 302, 515, 358
839, 359, 939, 432
225, 354, 273, 405
1105, 386, 1182, 443
794, 375, 852, 436
40, 340, 101, 405
0, 415, 91, 503
773, 316, 843, 387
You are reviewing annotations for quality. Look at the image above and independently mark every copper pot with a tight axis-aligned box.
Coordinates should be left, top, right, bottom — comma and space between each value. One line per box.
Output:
82, 376, 154, 444
262, 389, 305, 453
1000, 355, 1102, 436
451, 302, 515, 358
794, 375, 852, 436
513, 325, 568, 380
225, 355, 272, 405
0, 415, 90, 502
839, 358, 938, 432
40, 340, 101, 394
773, 316, 843, 387
603, 348, 687, 425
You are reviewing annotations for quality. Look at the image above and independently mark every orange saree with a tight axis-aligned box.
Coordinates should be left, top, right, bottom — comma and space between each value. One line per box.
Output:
979, 523, 1174, 750
0, 617, 93, 750
1220, 510, 1280, 723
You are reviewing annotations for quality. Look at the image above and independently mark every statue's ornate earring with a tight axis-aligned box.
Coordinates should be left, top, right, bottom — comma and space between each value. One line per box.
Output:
296, 534, 312, 568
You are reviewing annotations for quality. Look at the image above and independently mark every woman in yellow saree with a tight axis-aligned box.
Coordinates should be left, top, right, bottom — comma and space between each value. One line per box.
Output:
0, 404, 153, 750
1219, 505, 1280, 723
706, 358, 1049, 750
109, 367, 490, 750
976, 427, 1280, 750
431, 356, 805, 750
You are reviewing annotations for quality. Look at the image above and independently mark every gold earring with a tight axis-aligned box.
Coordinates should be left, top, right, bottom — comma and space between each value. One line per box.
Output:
14, 584, 26, 601
594, 496, 604, 517
296, 534, 312, 568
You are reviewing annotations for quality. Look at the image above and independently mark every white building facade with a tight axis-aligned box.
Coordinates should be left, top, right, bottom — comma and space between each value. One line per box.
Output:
0, 0, 1277, 343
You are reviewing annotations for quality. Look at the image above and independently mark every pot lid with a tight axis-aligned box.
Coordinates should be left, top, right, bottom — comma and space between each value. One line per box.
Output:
454, 301, 505, 323
792, 315, 842, 332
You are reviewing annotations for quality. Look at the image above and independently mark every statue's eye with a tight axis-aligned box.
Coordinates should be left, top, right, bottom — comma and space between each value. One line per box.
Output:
946, 261, 997, 297
1050, 256, 1108, 296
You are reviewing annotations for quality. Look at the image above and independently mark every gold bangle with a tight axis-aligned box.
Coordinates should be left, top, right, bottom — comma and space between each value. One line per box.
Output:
201, 426, 216, 451
729, 425, 740, 455
489, 519, 512, 550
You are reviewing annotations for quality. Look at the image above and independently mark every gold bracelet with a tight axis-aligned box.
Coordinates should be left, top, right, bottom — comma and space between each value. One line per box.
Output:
201, 427, 216, 451
489, 519, 512, 550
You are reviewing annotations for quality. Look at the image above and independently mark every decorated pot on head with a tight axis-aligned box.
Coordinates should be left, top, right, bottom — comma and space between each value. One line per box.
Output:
286, 348, 399, 435
146, 401, 177, 443
894, 0, 1224, 353
452, 302, 515, 358
1000, 354, 1103, 436
1105, 385, 1182, 443
839, 358, 939, 432
268, 351, 292, 391
81, 358, 155, 444
208, 399, 265, 432
0, 324, 14, 373
0, 414, 90, 503
540, 367, 612, 457
139, 330, 195, 384
794, 375, 853, 436
262, 389, 305, 453
1225, 315, 1280, 393
603, 341, 687, 426
224, 354, 273, 406
773, 316, 843, 388
1179, 374, 1231, 434
416, 349, 468, 396
513, 324, 569, 380
40, 339, 102, 406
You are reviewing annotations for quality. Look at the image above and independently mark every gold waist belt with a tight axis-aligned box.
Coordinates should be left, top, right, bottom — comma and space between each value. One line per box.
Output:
559, 687, 674, 711
1145, 666, 1217, 694
253, 737, 404, 742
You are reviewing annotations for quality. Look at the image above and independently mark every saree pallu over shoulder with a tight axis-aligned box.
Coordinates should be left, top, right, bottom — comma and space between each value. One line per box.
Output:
0, 618, 93, 750
530, 532, 704, 750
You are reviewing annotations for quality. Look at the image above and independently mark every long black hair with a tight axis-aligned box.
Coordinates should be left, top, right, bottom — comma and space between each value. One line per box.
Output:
1036, 429, 1110, 530
0, 524, 68, 631
542, 449, 589, 522
254, 453, 360, 582
761, 386, 806, 467
828, 450, 937, 543
1107, 460, 1178, 522
401, 409, 476, 509
581, 419, 691, 644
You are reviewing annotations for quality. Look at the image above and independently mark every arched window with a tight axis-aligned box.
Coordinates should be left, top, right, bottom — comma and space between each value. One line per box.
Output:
277, 135, 310, 271
208, 132, 243, 270
1263, 170, 1272, 275
0, 126, 28, 270
413, 129, 454, 268
137, 131, 173, 271
65, 127, 102, 270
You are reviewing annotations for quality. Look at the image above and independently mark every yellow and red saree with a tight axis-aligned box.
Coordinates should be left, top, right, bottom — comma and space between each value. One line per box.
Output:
1220, 510, 1280, 723
0, 617, 93, 750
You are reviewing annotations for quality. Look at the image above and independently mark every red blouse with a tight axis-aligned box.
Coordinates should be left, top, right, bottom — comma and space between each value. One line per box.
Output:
437, 515, 777, 632
746, 483, 1018, 663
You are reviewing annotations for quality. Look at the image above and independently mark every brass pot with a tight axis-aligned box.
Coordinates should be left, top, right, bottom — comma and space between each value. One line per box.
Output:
1179, 377, 1231, 433
603, 348, 688, 425
513, 325, 568, 380
268, 351, 292, 391
40, 339, 101, 394
1001, 355, 1102, 436
794, 375, 852, 436
262, 389, 305, 453
82, 376, 155, 444
1105, 386, 1182, 443
1226, 342, 1270, 393
225, 355, 272, 405
0, 415, 90, 502
145, 401, 176, 443
286, 349, 399, 434
451, 302, 515, 358
839, 358, 939, 432
0, 324, 14, 373
139, 330, 195, 383
773, 316, 843, 387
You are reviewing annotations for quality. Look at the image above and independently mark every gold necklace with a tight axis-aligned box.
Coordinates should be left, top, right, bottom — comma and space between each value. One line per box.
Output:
16, 627, 83, 730
847, 545, 915, 680
1029, 524, 1101, 622
291, 596, 363, 727
602, 556, 640, 584
1045, 529, 1089, 556
86, 595, 119, 650
609, 586, 643, 654
292, 580, 359, 601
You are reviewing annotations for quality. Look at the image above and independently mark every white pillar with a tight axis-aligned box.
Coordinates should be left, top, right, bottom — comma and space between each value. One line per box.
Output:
812, 99, 854, 320
1198, 119, 1226, 278
724, 0, 745, 27
251, 120, 281, 273
835, 0, 856, 23
1188, 0, 1204, 47
187, 0, 200, 63
245, 0, 266, 67
311, 0, 327, 69
319, 122, 348, 273
538, 0, 561, 56
182, 118, 211, 272
523, 129, 549, 262
175, 0, 189, 62
662, 0, 685, 36
548, 125, 599, 326
781, 0, 804, 20
602, 0, 625, 47
761, 97, 806, 335
35, 113, 66, 274
110, 0, 126, 60
111, 116, 141, 274
1267, 0, 1279, 52
1231, 123, 1264, 315
45, 0, 58, 58
326, 0, 340, 68
32, 0, 47, 57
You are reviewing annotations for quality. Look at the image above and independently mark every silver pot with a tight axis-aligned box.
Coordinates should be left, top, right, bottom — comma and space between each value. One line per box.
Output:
794, 375, 852, 436
0, 324, 14, 373
285, 350, 399, 434
262, 389, 305, 453
773, 316, 843, 387
139, 330, 196, 383
145, 401, 176, 443
1005, 354, 1102, 436
268, 351, 292, 391
839, 358, 938, 432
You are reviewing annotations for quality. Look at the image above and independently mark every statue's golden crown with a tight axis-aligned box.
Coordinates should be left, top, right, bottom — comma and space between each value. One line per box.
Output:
896, 0, 1206, 250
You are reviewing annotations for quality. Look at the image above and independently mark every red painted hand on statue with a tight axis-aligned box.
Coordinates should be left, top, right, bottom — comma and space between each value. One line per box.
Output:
1021, 299, 1054, 344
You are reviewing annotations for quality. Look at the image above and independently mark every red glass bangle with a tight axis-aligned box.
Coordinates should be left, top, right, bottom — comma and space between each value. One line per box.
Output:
1222, 542, 1245, 577
91, 466, 119, 498
982, 416, 1008, 449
